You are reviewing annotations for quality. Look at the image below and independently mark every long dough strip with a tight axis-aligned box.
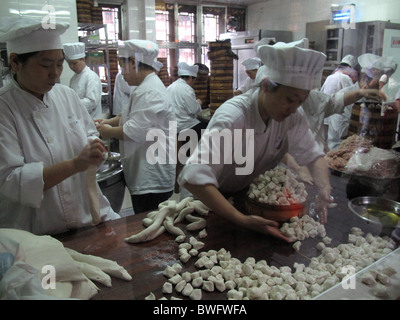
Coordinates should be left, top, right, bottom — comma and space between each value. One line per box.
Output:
189, 200, 210, 216
65, 248, 132, 281
174, 206, 195, 224
185, 214, 207, 231
164, 214, 185, 236
125, 204, 175, 243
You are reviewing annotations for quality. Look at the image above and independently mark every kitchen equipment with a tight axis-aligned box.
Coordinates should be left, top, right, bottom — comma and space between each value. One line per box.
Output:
97, 152, 125, 213
348, 101, 398, 149
348, 196, 400, 228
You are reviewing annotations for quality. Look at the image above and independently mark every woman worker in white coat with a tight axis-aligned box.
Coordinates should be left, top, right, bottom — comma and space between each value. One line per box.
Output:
178, 40, 332, 242
63, 42, 103, 119
0, 17, 119, 235
167, 62, 207, 193
96, 40, 176, 214
326, 53, 386, 150
233, 57, 262, 96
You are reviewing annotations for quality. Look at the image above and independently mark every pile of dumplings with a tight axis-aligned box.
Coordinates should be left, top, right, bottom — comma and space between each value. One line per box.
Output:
247, 167, 307, 206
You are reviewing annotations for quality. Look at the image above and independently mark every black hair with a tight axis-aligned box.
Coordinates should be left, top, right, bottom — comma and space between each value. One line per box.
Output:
9, 52, 40, 70
180, 75, 196, 80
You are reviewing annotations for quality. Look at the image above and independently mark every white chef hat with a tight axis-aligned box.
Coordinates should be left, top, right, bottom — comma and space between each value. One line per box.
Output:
152, 60, 164, 72
0, 16, 69, 57
63, 42, 86, 60
177, 62, 199, 77
358, 53, 384, 79
242, 57, 262, 71
255, 38, 326, 91
381, 56, 397, 75
118, 39, 159, 67
340, 54, 357, 68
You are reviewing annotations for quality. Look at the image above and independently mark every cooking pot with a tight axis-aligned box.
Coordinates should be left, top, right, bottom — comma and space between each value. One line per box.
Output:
97, 152, 125, 213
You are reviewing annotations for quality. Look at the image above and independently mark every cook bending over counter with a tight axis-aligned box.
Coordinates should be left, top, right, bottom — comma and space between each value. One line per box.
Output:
178, 39, 333, 242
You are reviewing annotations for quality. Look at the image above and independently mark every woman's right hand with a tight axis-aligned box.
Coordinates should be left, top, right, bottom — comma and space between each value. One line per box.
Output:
73, 139, 107, 172
240, 214, 294, 243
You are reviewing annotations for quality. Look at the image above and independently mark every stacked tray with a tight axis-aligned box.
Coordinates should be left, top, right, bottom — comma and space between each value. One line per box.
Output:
76, 0, 93, 24
192, 63, 210, 109
109, 49, 119, 97
91, 6, 103, 25
207, 40, 236, 114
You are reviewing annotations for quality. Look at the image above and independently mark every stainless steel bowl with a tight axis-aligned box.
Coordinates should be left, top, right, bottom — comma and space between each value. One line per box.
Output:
97, 152, 125, 213
348, 196, 400, 228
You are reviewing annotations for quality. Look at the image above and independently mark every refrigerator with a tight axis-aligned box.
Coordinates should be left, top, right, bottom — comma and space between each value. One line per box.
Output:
219, 30, 293, 90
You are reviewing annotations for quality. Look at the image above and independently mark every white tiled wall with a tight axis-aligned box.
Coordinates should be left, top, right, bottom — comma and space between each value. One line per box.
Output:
124, 0, 156, 42
0, 0, 78, 85
248, 0, 400, 39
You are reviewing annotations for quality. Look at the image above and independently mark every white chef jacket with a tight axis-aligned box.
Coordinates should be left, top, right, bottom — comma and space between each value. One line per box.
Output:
300, 89, 346, 150
0, 77, 119, 235
326, 82, 360, 150
113, 71, 135, 116
70, 66, 102, 119
167, 78, 201, 133
321, 71, 353, 95
178, 87, 324, 194
237, 77, 255, 94
119, 72, 176, 195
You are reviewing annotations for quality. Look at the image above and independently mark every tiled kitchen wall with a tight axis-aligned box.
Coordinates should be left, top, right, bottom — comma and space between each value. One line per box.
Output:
247, 0, 400, 39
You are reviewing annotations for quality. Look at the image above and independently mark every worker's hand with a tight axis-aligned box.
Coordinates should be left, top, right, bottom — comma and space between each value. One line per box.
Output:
96, 123, 113, 139
242, 215, 294, 243
360, 89, 381, 101
73, 139, 107, 171
311, 187, 333, 224
296, 166, 314, 185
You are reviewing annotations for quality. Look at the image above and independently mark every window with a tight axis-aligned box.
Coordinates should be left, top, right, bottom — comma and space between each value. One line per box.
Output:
99, 6, 121, 43
155, 3, 241, 73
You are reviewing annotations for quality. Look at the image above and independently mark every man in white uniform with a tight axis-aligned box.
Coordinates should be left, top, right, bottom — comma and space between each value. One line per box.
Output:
96, 40, 176, 214
63, 42, 103, 119
233, 57, 262, 96
167, 62, 205, 134
0, 17, 119, 235
113, 70, 135, 116
179, 39, 332, 241
321, 55, 358, 95
326, 53, 386, 150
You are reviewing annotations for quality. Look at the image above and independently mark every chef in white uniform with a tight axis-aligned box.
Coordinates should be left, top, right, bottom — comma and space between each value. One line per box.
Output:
233, 57, 262, 96
321, 55, 358, 94
167, 62, 204, 134
63, 42, 103, 119
113, 70, 134, 116
0, 17, 119, 235
326, 53, 385, 150
178, 40, 332, 241
112, 60, 162, 116
96, 40, 176, 214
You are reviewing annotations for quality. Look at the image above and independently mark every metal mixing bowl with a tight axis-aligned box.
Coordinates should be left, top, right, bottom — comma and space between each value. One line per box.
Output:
348, 196, 400, 228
